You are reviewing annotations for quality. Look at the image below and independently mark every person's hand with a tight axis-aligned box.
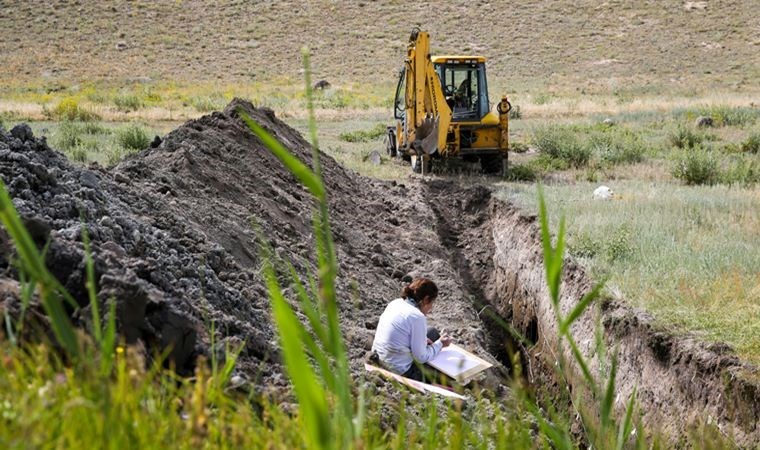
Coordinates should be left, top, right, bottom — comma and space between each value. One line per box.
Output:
439, 330, 452, 348
426, 338, 433, 345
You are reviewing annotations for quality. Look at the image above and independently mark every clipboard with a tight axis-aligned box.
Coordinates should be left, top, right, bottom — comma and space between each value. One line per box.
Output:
427, 344, 493, 384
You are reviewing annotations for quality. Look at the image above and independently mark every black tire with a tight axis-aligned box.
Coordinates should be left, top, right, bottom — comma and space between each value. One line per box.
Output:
385, 127, 397, 157
480, 154, 503, 174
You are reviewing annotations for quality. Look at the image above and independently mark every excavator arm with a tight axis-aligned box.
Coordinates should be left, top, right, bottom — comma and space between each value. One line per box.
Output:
403, 29, 451, 156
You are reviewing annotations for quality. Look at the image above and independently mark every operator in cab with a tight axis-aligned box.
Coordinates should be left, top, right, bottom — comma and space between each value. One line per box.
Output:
371, 277, 452, 382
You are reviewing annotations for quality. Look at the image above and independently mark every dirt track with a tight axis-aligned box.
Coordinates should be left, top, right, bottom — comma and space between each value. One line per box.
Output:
0, 100, 758, 446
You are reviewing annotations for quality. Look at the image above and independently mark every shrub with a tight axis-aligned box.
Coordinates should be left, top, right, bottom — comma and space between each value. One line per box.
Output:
338, 123, 386, 142
672, 148, 719, 185
591, 129, 645, 165
81, 122, 111, 135
699, 105, 759, 127
721, 157, 760, 186
505, 163, 537, 181
52, 121, 84, 151
510, 141, 529, 153
532, 125, 591, 168
668, 125, 704, 149
69, 146, 89, 164
189, 95, 225, 112
50, 97, 99, 121
116, 124, 150, 151
113, 93, 144, 112
740, 131, 760, 154
569, 232, 601, 259
606, 225, 633, 262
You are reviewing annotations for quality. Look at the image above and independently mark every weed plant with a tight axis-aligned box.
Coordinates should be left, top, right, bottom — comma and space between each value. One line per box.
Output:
675, 105, 760, 128
671, 147, 719, 185
114, 93, 144, 112
740, 131, 760, 154
116, 123, 151, 151
338, 123, 386, 142
46, 97, 100, 121
667, 124, 708, 149
532, 125, 591, 168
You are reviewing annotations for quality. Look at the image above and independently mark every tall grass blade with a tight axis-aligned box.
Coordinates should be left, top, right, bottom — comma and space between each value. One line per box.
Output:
601, 348, 619, 430
560, 282, 603, 334
81, 223, 101, 343
237, 109, 325, 200
264, 258, 330, 448
0, 180, 79, 356
616, 387, 637, 450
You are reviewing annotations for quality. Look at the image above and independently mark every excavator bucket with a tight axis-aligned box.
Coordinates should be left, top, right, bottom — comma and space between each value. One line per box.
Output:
413, 114, 439, 155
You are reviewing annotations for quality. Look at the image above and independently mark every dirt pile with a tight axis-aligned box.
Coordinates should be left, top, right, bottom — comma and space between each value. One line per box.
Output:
0, 100, 503, 389
1, 101, 758, 445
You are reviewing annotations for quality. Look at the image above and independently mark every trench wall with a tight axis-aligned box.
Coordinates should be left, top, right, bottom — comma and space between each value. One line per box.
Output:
483, 197, 759, 447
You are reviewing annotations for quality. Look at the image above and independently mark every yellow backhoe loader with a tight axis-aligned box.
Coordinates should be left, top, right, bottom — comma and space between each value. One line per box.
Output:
386, 28, 511, 174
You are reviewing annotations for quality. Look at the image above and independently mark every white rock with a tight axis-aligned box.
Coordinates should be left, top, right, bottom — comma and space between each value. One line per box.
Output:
592, 185, 614, 200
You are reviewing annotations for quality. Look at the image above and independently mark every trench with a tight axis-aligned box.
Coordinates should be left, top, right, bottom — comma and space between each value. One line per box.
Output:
424, 179, 760, 448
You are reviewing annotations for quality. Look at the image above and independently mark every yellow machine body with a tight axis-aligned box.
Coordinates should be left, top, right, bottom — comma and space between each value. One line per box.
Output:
387, 29, 510, 174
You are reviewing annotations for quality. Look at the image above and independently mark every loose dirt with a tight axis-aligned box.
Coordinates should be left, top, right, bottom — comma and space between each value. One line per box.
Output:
0, 100, 757, 446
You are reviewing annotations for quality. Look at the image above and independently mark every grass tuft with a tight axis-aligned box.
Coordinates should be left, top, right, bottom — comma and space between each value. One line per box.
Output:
116, 123, 151, 151
338, 123, 386, 142
671, 148, 719, 185
47, 97, 100, 121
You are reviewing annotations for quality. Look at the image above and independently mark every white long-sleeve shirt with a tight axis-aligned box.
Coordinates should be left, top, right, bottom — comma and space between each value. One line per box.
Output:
371, 298, 443, 374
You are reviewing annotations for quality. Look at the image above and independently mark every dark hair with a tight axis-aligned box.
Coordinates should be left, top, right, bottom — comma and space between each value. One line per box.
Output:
401, 278, 438, 304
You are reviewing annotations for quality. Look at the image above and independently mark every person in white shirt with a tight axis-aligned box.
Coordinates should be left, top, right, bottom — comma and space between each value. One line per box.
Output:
371, 278, 452, 381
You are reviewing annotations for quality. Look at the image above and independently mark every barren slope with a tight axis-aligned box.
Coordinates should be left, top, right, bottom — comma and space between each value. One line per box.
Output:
1, 0, 758, 91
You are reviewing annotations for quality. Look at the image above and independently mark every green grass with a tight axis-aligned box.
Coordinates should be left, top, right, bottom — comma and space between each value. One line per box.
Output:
497, 181, 760, 365
338, 123, 386, 143
116, 123, 151, 151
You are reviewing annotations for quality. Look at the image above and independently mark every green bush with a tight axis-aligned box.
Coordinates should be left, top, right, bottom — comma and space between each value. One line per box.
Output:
532, 125, 591, 168
505, 163, 538, 181
510, 141, 529, 153
740, 131, 760, 154
721, 157, 760, 186
591, 129, 645, 165
81, 122, 111, 135
116, 124, 151, 151
189, 95, 226, 112
668, 125, 705, 149
69, 146, 89, 164
49, 97, 99, 121
672, 148, 719, 185
569, 232, 602, 259
52, 121, 85, 151
113, 93, 144, 112
696, 105, 759, 127
606, 225, 633, 262
338, 123, 386, 142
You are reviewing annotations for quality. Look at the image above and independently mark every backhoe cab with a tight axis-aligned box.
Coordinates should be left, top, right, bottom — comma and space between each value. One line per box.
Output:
387, 29, 511, 174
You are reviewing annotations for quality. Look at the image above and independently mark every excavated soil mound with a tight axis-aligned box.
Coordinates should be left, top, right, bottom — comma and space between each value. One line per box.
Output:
0, 100, 758, 446
0, 100, 503, 390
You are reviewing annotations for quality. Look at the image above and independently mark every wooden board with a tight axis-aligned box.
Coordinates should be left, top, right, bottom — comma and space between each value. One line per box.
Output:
364, 363, 468, 400
426, 344, 493, 384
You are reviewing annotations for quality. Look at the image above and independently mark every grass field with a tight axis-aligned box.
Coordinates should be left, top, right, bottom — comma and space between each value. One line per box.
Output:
3, 87, 759, 365
1, 1, 758, 446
